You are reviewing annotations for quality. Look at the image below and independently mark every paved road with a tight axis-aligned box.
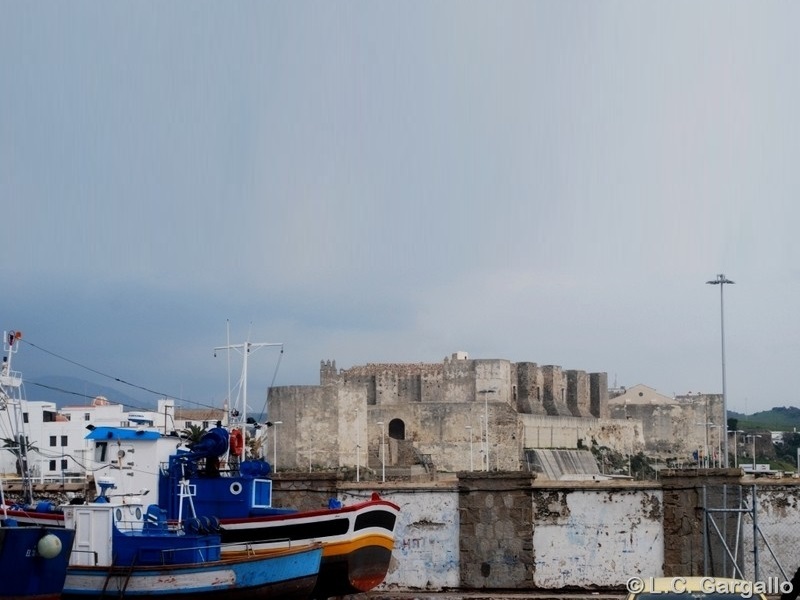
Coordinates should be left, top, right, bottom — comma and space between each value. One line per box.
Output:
350, 591, 626, 600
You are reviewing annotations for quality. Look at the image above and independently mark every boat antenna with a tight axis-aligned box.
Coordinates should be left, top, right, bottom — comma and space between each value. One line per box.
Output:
214, 334, 282, 454
0, 330, 34, 505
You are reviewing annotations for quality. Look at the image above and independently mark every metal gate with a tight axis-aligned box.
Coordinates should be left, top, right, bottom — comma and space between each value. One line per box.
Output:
702, 483, 791, 582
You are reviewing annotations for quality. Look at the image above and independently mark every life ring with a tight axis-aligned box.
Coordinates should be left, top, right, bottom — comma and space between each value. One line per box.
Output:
229, 429, 244, 457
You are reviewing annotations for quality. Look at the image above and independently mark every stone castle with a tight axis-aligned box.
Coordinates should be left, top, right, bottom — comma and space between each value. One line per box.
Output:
266, 352, 723, 478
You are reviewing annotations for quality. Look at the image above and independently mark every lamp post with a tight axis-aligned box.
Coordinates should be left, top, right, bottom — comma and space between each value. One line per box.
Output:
707, 274, 734, 468
376, 421, 385, 483
710, 424, 723, 467
749, 434, 762, 471
272, 421, 282, 473
728, 429, 744, 468
479, 389, 496, 472
355, 409, 360, 483
465, 425, 474, 471
696, 422, 712, 467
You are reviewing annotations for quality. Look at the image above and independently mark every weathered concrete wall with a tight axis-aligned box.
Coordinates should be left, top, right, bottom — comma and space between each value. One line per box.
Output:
291, 474, 800, 592
522, 415, 585, 449
341, 486, 461, 591
520, 415, 643, 456
531, 485, 663, 587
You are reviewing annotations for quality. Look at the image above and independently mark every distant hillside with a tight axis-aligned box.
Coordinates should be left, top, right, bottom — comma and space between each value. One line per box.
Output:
728, 406, 800, 432
25, 375, 155, 411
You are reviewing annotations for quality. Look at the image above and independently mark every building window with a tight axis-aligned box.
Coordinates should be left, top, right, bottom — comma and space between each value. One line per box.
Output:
61, 459, 68, 471
202, 421, 209, 430
23, 412, 28, 424
49, 436, 57, 447
49, 460, 56, 471
185, 422, 192, 429
84, 413, 91, 421
61, 435, 68, 447
95, 442, 108, 462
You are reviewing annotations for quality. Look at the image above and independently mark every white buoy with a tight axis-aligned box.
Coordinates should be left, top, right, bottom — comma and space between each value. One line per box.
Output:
37, 533, 62, 559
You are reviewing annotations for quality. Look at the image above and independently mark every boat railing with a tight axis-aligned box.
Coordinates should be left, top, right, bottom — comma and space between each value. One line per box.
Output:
0, 367, 22, 388
70, 548, 100, 566
219, 537, 304, 556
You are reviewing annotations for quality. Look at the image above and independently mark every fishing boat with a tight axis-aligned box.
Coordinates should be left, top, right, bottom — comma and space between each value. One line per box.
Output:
61, 479, 322, 600
1, 330, 75, 600
158, 424, 399, 598
5, 425, 399, 599
0, 520, 75, 600
0, 332, 400, 599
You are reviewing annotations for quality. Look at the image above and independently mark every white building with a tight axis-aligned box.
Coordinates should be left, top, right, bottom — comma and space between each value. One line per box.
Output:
0, 397, 178, 484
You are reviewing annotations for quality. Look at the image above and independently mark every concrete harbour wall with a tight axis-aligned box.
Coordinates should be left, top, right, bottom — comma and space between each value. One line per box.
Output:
272, 470, 800, 593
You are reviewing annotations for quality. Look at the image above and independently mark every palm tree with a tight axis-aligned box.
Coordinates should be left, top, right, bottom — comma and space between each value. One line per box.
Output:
2, 436, 39, 477
181, 424, 205, 444
2, 435, 39, 504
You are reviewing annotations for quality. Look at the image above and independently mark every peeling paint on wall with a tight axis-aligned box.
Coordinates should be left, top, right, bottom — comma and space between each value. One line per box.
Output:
532, 489, 664, 587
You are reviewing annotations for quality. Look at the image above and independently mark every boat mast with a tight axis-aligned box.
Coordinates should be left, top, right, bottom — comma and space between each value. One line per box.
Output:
0, 330, 33, 505
214, 338, 282, 454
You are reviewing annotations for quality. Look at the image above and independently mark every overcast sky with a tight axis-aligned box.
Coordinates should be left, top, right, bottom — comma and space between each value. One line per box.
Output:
3, 2, 799, 418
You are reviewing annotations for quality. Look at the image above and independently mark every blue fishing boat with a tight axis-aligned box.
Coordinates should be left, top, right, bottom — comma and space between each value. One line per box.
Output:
0, 331, 399, 599
159, 424, 399, 598
61, 481, 322, 600
0, 523, 75, 600
1, 330, 75, 600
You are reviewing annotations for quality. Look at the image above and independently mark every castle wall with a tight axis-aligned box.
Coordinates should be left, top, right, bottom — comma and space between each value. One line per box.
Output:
514, 362, 548, 416
609, 393, 724, 460
268, 384, 361, 471
273, 354, 615, 474
541, 365, 571, 416
473, 359, 511, 407
368, 401, 521, 473
520, 414, 644, 457
566, 369, 591, 417
589, 372, 609, 418
437, 354, 474, 403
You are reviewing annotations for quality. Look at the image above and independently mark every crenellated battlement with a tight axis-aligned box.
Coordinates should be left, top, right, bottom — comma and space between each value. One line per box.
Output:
316, 353, 607, 416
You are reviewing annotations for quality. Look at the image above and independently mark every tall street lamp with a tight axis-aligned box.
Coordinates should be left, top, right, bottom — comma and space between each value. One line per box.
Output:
465, 425, 474, 472
272, 421, 282, 473
748, 434, 762, 471
707, 274, 734, 467
355, 408, 360, 483
479, 389, 496, 472
696, 422, 712, 468
376, 421, 385, 483
728, 429, 744, 468
709, 424, 723, 467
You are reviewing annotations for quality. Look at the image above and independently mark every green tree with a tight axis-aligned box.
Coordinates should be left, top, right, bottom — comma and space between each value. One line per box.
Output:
1, 436, 39, 477
182, 424, 205, 444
